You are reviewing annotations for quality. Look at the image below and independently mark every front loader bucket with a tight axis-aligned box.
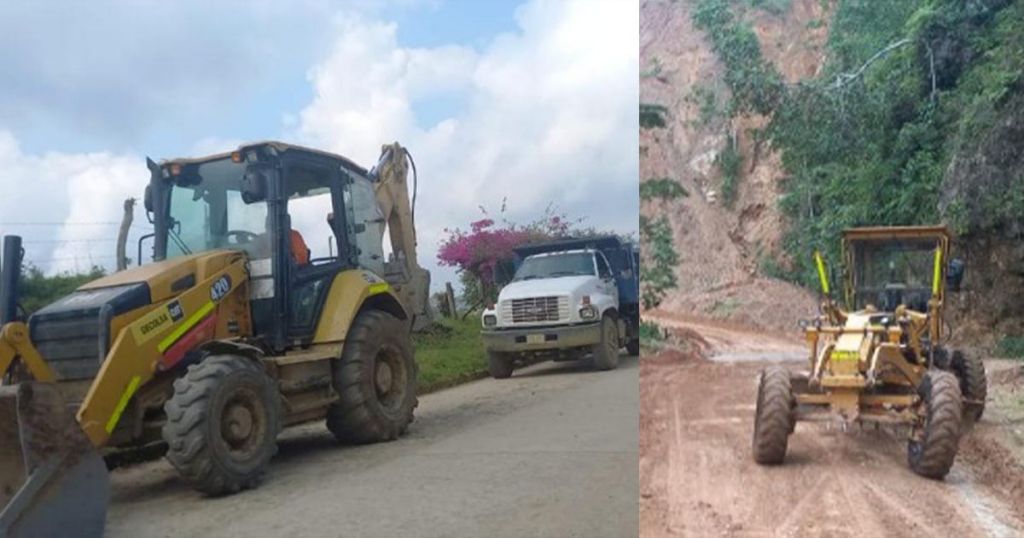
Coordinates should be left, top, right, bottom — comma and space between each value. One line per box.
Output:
0, 382, 109, 538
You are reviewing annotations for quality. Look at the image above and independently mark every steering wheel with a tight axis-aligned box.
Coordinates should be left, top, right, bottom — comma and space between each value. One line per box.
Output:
224, 230, 259, 245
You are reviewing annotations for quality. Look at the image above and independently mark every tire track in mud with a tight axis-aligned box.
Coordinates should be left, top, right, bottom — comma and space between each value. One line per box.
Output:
640, 314, 1024, 537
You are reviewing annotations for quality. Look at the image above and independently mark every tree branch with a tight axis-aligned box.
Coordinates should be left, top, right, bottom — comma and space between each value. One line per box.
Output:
830, 38, 913, 90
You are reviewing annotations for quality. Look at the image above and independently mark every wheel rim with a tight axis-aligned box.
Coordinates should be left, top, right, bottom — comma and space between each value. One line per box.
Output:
373, 344, 408, 413
219, 387, 266, 459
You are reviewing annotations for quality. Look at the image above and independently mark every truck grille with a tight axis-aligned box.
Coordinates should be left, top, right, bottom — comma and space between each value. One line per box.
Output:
501, 296, 569, 324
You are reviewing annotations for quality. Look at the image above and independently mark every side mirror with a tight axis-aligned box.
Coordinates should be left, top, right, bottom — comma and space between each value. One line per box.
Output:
143, 184, 154, 213
947, 258, 965, 291
241, 169, 267, 203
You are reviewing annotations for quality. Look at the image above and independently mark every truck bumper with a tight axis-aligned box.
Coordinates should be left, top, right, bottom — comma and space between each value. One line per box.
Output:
481, 322, 602, 353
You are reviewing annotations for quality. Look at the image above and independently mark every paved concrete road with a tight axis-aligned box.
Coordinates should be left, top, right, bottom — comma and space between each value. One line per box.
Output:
106, 353, 638, 538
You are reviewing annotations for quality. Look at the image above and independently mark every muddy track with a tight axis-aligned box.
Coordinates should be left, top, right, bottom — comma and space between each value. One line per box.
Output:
640, 314, 1024, 537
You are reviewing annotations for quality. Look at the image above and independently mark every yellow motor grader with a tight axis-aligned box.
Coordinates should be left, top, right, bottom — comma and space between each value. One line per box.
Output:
0, 141, 430, 537
752, 226, 985, 479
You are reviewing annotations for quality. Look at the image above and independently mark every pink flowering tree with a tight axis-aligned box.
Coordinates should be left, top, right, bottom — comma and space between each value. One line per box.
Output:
437, 205, 584, 307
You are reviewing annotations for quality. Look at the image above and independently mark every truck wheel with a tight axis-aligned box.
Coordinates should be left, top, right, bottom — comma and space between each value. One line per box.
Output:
163, 354, 281, 495
327, 310, 418, 444
752, 366, 794, 464
626, 339, 640, 356
592, 315, 620, 371
487, 350, 515, 379
908, 370, 962, 479
950, 349, 986, 422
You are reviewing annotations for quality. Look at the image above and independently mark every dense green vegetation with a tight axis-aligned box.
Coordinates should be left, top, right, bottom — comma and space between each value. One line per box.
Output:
640, 215, 680, 309
641, 177, 689, 202
640, 103, 669, 129
18, 265, 105, 316
691, 0, 1023, 288
996, 336, 1024, 360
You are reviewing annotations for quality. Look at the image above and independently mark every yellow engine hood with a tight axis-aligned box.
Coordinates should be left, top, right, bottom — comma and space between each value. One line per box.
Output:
79, 250, 244, 304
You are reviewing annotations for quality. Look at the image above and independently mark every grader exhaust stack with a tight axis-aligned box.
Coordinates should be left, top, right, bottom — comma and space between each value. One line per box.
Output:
0, 235, 110, 538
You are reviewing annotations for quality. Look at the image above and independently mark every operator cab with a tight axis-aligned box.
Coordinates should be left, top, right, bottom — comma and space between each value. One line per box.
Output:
142, 141, 374, 351
842, 226, 963, 315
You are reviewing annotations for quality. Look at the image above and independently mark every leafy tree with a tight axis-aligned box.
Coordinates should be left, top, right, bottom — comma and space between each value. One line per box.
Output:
17, 264, 106, 316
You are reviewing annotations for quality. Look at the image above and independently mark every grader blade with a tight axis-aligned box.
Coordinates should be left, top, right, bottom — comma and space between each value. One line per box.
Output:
0, 382, 109, 538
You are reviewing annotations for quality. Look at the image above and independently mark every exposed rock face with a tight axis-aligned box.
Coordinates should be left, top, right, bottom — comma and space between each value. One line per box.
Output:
640, 0, 827, 331
941, 92, 1024, 344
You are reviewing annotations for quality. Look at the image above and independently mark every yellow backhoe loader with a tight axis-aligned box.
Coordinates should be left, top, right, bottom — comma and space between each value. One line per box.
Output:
752, 226, 985, 479
0, 141, 429, 537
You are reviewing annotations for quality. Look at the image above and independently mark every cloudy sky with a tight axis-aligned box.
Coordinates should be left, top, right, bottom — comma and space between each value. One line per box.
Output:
0, 0, 638, 291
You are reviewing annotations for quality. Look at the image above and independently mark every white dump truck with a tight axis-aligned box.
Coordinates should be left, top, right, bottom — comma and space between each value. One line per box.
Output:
480, 236, 640, 378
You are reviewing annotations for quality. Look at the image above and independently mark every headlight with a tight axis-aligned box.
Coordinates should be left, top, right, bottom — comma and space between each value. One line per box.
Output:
483, 314, 497, 327
579, 305, 596, 319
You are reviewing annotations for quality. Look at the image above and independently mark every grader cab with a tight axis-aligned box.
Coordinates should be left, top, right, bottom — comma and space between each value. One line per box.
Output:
752, 226, 985, 479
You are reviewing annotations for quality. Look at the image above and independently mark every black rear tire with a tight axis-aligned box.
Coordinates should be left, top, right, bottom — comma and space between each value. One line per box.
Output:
592, 315, 620, 371
626, 339, 640, 356
327, 310, 418, 444
908, 370, 962, 479
752, 366, 794, 464
487, 350, 514, 379
163, 355, 281, 495
950, 349, 986, 422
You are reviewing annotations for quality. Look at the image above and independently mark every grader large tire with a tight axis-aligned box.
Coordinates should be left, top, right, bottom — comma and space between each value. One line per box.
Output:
950, 349, 987, 422
327, 310, 418, 444
591, 315, 620, 371
908, 370, 962, 479
752, 366, 794, 464
487, 350, 515, 379
163, 355, 281, 495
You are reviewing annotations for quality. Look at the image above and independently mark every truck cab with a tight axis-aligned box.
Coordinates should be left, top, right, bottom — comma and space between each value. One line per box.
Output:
480, 236, 640, 378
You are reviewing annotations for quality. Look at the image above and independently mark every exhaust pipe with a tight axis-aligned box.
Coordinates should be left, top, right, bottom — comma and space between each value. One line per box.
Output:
0, 235, 23, 324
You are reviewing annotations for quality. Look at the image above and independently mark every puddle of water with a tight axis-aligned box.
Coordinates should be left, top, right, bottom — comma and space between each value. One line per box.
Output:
948, 466, 1021, 538
709, 351, 806, 363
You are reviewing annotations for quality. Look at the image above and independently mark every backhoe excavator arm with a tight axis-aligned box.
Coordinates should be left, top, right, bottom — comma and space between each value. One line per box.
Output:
371, 142, 432, 329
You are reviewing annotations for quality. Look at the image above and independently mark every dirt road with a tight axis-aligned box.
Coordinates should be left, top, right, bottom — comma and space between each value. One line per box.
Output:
105, 354, 637, 538
641, 313, 1024, 538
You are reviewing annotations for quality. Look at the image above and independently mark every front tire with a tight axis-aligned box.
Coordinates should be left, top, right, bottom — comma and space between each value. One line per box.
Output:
487, 350, 514, 379
592, 315, 620, 371
163, 355, 281, 495
950, 349, 987, 422
752, 366, 794, 464
908, 371, 962, 479
327, 310, 418, 444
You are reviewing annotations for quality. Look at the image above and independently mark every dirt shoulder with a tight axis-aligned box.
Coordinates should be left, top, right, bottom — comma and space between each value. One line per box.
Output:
640, 318, 1024, 537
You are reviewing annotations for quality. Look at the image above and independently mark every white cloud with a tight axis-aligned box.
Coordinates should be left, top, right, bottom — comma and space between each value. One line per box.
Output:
0, 131, 145, 273
295, 0, 639, 289
0, 0, 639, 295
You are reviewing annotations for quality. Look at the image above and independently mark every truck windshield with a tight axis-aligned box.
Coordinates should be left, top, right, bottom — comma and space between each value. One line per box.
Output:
165, 157, 268, 259
513, 252, 595, 281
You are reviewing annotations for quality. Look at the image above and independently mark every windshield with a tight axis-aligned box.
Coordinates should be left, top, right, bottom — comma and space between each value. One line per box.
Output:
513, 252, 595, 281
849, 238, 939, 311
165, 158, 269, 259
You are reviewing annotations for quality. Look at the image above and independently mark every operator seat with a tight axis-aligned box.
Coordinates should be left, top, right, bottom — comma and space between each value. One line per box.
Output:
290, 229, 310, 265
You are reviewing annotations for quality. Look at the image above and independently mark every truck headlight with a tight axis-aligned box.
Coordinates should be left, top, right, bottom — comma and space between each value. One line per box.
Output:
579, 305, 596, 319
483, 314, 497, 327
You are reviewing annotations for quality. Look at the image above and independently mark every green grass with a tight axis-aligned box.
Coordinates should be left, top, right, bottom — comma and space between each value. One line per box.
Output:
640, 321, 665, 348
640, 177, 688, 202
413, 316, 488, 392
996, 336, 1024, 360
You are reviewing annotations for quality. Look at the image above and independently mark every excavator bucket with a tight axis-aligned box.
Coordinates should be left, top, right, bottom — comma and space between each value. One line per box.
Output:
0, 382, 109, 538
